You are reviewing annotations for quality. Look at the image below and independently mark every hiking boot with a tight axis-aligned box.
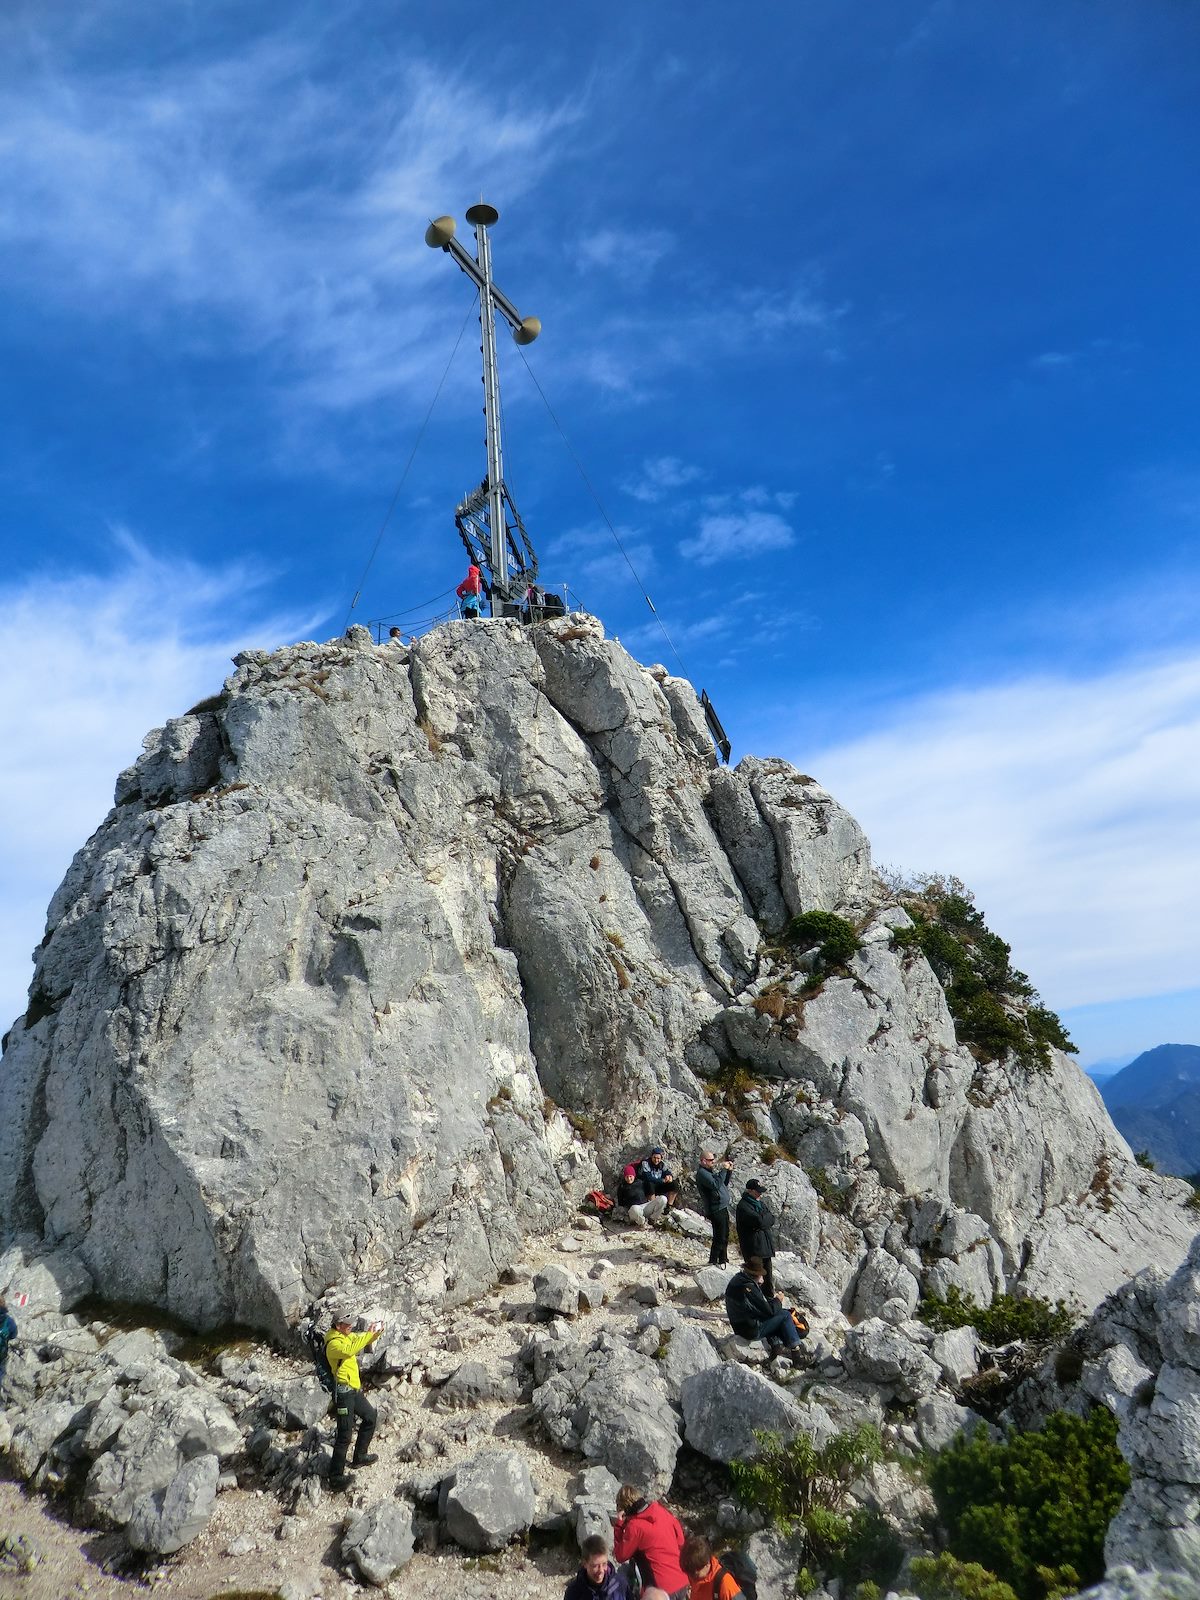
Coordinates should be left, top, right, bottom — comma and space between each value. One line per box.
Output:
329, 1472, 352, 1492
350, 1453, 379, 1469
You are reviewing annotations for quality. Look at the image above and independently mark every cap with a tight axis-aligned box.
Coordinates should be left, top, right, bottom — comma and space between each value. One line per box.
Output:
623, 1164, 637, 1181
651, 1146, 664, 1155
746, 1179, 766, 1194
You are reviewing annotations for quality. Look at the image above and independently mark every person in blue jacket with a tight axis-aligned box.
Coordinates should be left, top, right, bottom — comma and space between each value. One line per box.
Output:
0, 1296, 17, 1401
564, 1532, 631, 1599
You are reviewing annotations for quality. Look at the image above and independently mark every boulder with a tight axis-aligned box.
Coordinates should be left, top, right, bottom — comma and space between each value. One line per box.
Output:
126, 1452, 219, 1555
81, 1388, 240, 1525
534, 1265, 581, 1318
851, 1249, 919, 1322
531, 1337, 681, 1493
659, 1323, 722, 1402
342, 1500, 416, 1586
693, 1266, 730, 1302
440, 1449, 536, 1552
930, 1326, 981, 1386
681, 1363, 824, 1463
841, 1320, 941, 1402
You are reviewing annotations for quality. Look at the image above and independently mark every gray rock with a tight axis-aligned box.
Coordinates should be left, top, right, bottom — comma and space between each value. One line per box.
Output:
440, 1449, 536, 1552
841, 1320, 941, 1402
851, 1249, 920, 1322
681, 1363, 823, 1462
1073, 1566, 1200, 1600
693, 1265, 731, 1302
126, 1452, 219, 1554
534, 1265, 582, 1318
915, 1395, 978, 1452
342, 1500, 416, 1585
6, 1401, 80, 1482
532, 1338, 681, 1493
930, 1326, 981, 1386
659, 1323, 722, 1403
81, 1388, 240, 1526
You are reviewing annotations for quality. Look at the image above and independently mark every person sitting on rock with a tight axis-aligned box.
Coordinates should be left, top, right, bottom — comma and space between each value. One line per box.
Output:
617, 1163, 667, 1228
564, 1531, 631, 1600
639, 1147, 680, 1209
325, 1311, 383, 1490
724, 1257, 806, 1364
735, 1178, 777, 1296
0, 1295, 17, 1401
680, 1534, 746, 1600
612, 1483, 689, 1598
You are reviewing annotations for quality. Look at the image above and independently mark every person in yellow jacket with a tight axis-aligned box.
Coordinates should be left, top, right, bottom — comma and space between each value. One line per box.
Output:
325, 1312, 383, 1489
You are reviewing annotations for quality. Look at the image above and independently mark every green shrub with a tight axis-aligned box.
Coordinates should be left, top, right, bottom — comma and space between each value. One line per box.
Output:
730, 1424, 883, 1533
1134, 1149, 1156, 1171
731, 1426, 899, 1590
918, 1286, 1074, 1345
909, 1553, 1020, 1600
928, 1408, 1128, 1600
806, 1165, 855, 1215
786, 910, 861, 968
887, 879, 1075, 1072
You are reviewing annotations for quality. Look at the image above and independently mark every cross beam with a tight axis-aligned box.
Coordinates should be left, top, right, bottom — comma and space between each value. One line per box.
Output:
426, 203, 540, 607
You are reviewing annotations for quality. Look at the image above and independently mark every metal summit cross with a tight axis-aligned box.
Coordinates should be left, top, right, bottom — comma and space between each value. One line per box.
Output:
425, 203, 541, 615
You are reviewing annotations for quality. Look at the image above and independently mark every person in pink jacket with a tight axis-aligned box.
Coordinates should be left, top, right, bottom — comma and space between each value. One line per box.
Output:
456, 563, 483, 618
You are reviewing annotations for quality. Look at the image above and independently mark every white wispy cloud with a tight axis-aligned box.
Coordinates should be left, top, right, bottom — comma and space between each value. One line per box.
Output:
622, 456, 705, 503
800, 649, 1200, 1012
679, 508, 796, 566
576, 226, 674, 282
0, 534, 317, 1032
0, 22, 581, 414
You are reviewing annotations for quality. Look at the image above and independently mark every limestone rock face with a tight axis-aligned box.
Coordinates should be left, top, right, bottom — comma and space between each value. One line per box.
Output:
0, 616, 1193, 1341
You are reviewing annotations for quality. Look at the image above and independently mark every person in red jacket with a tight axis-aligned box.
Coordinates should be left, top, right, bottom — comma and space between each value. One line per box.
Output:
612, 1484, 689, 1598
456, 562, 483, 619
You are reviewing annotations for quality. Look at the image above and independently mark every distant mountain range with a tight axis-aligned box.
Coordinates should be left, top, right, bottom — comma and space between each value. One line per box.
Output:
1099, 1044, 1200, 1178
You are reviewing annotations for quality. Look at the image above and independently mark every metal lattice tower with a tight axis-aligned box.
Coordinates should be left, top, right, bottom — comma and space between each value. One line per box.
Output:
425, 203, 541, 612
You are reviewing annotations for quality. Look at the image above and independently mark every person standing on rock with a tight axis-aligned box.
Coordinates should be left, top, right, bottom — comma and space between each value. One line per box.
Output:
0, 1296, 16, 1401
724, 1257, 805, 1363
680, 1535, 746, 1600
695, 1151, 734, 1267
325, 1312, 383, 1489
564, 1531, 631, 1600
735, 1178, 777, 1296
612, 1483, 689, 1597
456, 561, 484, 619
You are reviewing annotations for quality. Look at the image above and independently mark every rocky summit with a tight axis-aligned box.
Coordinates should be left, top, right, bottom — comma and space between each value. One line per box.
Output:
1, 613, 1198, 1595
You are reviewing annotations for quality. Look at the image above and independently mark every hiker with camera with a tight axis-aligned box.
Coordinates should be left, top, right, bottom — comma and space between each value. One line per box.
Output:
325, 1311, 383, 1490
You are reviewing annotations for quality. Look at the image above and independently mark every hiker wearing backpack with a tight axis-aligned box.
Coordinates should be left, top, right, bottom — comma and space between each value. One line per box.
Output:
612, 1483, 689, 1597
325, 1312, 383, 1490
680, 1534, 757, 1600
0, 1296, 17, 1401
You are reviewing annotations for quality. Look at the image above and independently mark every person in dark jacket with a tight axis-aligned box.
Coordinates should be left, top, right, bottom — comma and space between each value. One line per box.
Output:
0, 1296, 17, 1400
565, 1532, 631, 1600
735, 1178, 777, 1296
695, 1151, 734, 1266
725, 1259, 805, 1363
612, 1483, 689, 1596
639, 1147, 680, 1208
617, 1163, 666, 1227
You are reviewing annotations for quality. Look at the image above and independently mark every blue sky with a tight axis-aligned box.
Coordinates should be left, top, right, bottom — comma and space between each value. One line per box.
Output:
1, 0, 1198, 1067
